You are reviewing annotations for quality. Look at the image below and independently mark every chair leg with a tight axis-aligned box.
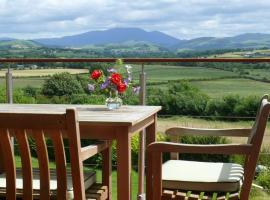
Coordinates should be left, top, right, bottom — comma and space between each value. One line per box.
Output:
102, 142, 112, 200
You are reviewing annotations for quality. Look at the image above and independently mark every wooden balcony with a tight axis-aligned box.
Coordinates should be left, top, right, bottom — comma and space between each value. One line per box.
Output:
0, 58, 270, 200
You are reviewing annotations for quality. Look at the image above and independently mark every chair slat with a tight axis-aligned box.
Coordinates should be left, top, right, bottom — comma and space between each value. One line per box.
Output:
32, 130, 50, 199
15, 129, 33, 200
188, 193, 200, 200
175, 192, 186, 200
227, 193, 239, 200
47, 130, 67, 199
66, 108, 86, 200
0, 129, 16, 200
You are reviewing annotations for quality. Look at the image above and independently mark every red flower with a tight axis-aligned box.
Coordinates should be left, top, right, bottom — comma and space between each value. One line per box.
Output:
117, 82, 127, 93
111, 73, 122, 85
91, 70, 102, 80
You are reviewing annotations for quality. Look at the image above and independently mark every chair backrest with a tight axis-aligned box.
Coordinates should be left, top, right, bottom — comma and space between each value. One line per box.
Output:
0, 108, 86, 200
248, 94, 270, 146
240, 95, 270, 199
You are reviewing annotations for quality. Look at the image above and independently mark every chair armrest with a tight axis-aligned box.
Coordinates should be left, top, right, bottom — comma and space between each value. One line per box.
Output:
80, 141, 110, 161
166, 127, 251, 137
147, 142, 252, 155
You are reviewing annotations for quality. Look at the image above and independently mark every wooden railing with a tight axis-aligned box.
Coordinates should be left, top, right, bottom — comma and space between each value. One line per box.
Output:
1, 58, 270, 63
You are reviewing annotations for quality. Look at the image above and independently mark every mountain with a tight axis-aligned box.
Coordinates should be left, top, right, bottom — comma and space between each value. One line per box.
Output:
2, 29, 270, 51
0, 37, 14, 41
173, 33, 270, 50
0, 39, 41, 49
35, 28, 181, 48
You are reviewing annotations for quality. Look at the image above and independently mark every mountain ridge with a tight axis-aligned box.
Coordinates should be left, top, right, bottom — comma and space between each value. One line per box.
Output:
35, 27, 180, 48
2, 28, 270, 50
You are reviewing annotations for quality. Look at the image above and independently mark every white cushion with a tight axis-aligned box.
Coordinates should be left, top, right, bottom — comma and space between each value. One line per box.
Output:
0, 169, 96, 199
162, 160, 244, 192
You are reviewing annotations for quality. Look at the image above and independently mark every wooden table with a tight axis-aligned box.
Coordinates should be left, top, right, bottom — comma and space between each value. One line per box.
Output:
0, 104, 161, 200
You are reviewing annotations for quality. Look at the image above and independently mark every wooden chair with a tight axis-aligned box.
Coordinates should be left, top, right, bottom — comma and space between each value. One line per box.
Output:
147, 95, 270, 200
0, 108, 111, 200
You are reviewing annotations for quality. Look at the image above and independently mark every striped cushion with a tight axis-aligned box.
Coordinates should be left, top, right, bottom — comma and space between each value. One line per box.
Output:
162, 160, 244, 192
0, 169, 96, 199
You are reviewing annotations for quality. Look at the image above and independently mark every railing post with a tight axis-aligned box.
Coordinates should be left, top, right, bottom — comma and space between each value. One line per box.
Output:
139, 63, 146, 105
6, 66, 13, 104
6, 66, 14, 154
138, 63, 146, 200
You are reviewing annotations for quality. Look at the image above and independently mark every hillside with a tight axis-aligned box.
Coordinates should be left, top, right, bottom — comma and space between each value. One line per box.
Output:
35, 27, 180, 48
0, 39, 41, 49
173, 33, 270, 50
2, 29, 270, 51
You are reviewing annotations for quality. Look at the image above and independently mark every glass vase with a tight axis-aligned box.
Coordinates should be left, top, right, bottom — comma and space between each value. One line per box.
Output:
106, 90, 122, 110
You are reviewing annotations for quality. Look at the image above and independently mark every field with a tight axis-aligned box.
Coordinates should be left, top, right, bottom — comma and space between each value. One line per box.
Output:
1, 65, 270, 98
0, 77, 47, 88
132, 65, 237, 82
157, 116, 270, 145
0, 68, 88, 77
0, 68, 88, 88
247, 68, 270, 79
191, 78, 270, 98
209, 49, 270, 58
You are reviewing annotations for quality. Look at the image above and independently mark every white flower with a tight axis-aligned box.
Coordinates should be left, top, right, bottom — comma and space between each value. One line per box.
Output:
125, 65, 132, 73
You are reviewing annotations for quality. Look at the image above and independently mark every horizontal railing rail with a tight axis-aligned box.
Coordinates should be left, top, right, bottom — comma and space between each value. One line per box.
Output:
1, 57, 270, 63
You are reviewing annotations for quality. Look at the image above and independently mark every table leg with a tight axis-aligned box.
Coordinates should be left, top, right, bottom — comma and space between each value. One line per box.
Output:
102, 141, 112, 200
146, 114, 157, 200
137, 129, 146, 200
116, 130, 132, 200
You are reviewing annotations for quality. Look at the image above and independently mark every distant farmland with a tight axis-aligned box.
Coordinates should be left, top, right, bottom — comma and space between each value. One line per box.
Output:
0, 68, 88, 77
0, 65, 269, 98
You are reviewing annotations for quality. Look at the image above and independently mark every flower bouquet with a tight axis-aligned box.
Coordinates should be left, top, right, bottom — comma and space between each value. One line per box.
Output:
88, 59, 140, 110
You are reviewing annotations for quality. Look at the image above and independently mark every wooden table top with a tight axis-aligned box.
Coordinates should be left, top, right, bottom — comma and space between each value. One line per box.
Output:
0, 104, 161, 126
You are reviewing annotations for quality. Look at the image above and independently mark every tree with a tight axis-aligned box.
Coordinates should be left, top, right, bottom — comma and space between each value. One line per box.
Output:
42, 72, 84, 96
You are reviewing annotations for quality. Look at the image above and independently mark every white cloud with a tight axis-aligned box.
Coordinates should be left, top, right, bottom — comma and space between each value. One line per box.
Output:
0, 0, 270, 39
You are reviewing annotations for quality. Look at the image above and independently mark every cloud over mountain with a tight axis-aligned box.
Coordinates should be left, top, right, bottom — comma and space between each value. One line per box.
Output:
1, 0, 270, 39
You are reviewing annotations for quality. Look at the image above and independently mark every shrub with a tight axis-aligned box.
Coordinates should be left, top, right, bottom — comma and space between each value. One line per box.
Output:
0, 87, 5, 103
206, 95, 260, 118
13, 89, 36, 103
148, 81, 209, 116
206, 95, 240, 117
70, 94, 105, 104
234, 95, 260, 116
257, 169, 270, 189
23, 86, 40, 97
179, 135, 231, 162
42, 72, 84, 96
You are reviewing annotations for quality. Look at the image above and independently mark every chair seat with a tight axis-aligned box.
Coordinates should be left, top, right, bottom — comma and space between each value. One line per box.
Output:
162, 160, 244, 192
0, 169, 96, 199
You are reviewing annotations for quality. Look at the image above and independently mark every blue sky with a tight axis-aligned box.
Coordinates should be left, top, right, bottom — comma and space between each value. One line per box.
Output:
0, 0, 270, 39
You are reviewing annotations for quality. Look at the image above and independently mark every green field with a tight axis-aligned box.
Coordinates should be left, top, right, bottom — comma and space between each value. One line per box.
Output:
191, 78, 270, 98
157, 116, 270, 145
209, 49, 270, 58
247, 68, 270, 79
1, 65, 270, 98
132, 65, 237, 82
0, 68, 88, 77
0, 77, 47, 88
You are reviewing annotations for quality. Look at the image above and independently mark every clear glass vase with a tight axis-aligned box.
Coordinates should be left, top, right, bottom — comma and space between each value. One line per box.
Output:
106, 90, 122, 110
